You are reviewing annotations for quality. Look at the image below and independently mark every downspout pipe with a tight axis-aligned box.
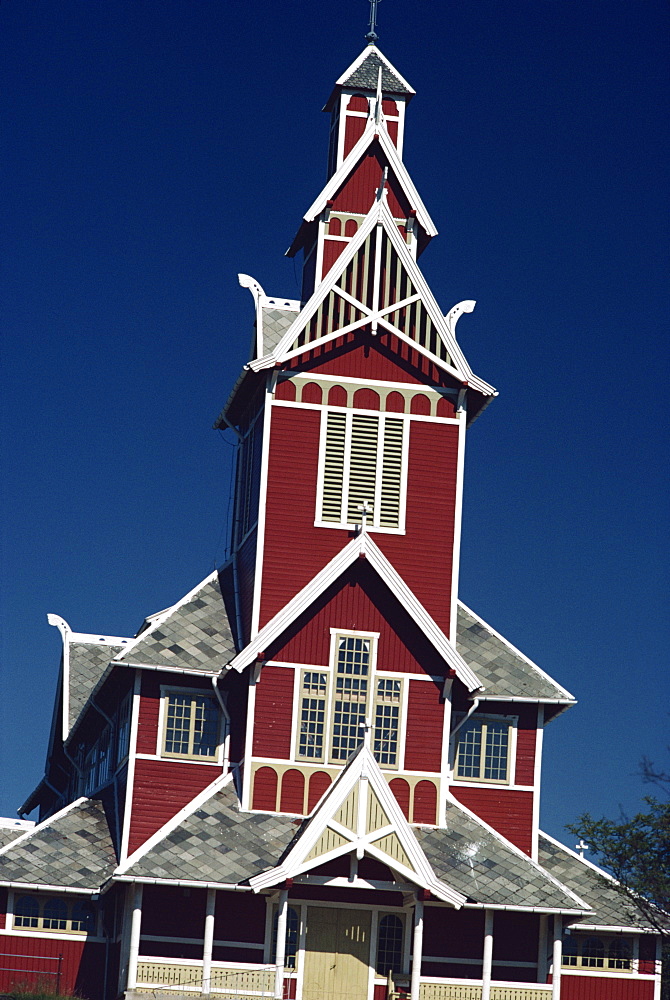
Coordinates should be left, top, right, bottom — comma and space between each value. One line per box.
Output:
450, 698, 480, 738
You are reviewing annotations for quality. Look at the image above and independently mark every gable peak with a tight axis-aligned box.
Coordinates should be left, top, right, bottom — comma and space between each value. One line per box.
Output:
334, 45, 415, 100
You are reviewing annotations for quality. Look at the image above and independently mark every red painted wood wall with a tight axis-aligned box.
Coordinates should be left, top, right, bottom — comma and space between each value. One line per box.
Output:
252, 666, 294, 758
450, 786, 534, 855
560, 976, 655, 1000
0, 933, 105, 996
260, 405, 459, 637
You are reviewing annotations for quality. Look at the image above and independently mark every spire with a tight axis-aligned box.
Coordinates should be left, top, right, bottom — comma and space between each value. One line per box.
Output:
366, 0, 381, 44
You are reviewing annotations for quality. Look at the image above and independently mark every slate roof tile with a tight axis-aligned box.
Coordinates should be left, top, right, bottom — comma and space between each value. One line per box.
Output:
456, 603, 572, 702
538, 834, 661, 929
262, 306, 298, 355
118, 570, 237, 672
417, 803, 587, 911
68, 641, 123, 729
340, 51, 412, 95
0, 799, 116, 889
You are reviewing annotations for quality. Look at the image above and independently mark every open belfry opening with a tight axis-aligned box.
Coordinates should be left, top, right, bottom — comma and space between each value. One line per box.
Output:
0, 26, 662, 1000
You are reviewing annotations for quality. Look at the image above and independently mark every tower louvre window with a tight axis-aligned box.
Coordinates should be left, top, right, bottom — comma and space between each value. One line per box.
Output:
318, 410, 406, 531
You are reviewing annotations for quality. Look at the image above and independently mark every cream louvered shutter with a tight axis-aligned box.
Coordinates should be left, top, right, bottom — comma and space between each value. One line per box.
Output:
379, 418, 404, 528
321, 411, 347, 522
347, 414, 379, 524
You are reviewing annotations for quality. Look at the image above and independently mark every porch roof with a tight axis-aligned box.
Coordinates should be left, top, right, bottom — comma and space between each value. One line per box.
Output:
0, 797, 116, 891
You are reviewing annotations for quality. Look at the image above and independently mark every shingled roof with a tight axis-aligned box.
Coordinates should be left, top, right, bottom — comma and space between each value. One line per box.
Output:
538, 833, 662, 929
69, 639, 124, 730
116, 567, 237, 672
417, 802, 588, 912
337, 48, 414, 96
0, 798, 116, 890
456, 602, 575, 705
122, 780, 299, 885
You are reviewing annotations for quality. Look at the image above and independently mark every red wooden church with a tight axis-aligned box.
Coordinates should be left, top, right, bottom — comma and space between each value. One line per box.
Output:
0, 41, 663, 1000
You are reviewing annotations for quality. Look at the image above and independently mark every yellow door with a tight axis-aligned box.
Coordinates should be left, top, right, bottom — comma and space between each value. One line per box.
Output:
302, 906, 371, 1000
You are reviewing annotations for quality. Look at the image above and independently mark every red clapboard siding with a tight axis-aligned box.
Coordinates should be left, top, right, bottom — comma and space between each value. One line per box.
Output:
127, 759, 218, 854
252, 766, 278, 810
560, 977, 655, 1000
413, 779, 438, 823
136, 672, 213, 755
423, 907, 485, 958
280, 768, 305, 813
308, 771, 332, 811
142, 885, 206, 936
389, 777, 410, 819
343, 115, 367, 157
404, 679, 444, 772
322, 239, 348, 278
300, 331, 458, 387
481, 701, 537, 786
268, 563, 445, 677
252, 665, 295, 758
451, 786, 534, 855
332, 145, 409, 219
0, 933, 104, 995
0, 888, 6, 929
492, 911, 539, 962
638, 960, 656, 974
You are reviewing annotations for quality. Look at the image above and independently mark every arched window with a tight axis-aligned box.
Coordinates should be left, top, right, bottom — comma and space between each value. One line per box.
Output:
561, 935, 578, 967
271, 905, 299, 969
376, 913, 404, 975
608, 938, 631, 970
71, 899, 95, 933
582, 936, 605, 968
14, 895, 39, 928
42, 897, 68, 930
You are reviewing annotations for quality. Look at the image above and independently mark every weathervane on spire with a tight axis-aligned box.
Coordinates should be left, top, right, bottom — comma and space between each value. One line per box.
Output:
366, 0, 382, 43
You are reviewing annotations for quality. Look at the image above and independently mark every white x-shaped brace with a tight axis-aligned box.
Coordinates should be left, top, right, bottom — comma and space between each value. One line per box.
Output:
320, 818, 397, 862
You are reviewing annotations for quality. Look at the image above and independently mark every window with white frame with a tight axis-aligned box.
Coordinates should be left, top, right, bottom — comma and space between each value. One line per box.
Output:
295, 634, 403, 769
454, 716, 513, 784
162, 691, 221, 761
562, 934, 632, 972
376, 913, 405, 976
13, 894, 96, 935
318, 411, 406, 530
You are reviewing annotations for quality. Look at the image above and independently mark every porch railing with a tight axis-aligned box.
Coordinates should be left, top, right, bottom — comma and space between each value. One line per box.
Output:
419, 984, 552, 1000
136, 958, 275, 996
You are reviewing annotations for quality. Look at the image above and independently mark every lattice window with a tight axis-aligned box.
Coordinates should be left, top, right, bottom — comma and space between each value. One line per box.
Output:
374, 679, 402, 767
330, 634, 371, 762
297, 671, 328, 761
562, 934, 633, 972
455, 717, 512, 784
162, 692, 221, 760
319, 411, 406, 530
14, 894, 95, 935
376, 913, 404, 975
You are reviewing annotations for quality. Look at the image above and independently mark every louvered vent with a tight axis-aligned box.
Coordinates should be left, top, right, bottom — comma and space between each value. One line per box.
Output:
320, 411, 405, 530
321, 412, 346, 522
347, 414, 379, 523
379, 418, 403, 527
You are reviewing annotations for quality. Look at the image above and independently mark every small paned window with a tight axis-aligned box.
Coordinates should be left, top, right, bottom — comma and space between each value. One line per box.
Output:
14, 895, 39, 928
376, 913, 404, 976
297, 672, 328, 760
271, 906, 299, 969
116, 691, 132, 763
562, 935, 632, 972
319, 411, 406, 531
374, 679, 402, 768
330, 635, 371, 762
162, 692, 220, 760
13, 894, 95, 935
455, 718, 512, 784
235, 419, 263, 543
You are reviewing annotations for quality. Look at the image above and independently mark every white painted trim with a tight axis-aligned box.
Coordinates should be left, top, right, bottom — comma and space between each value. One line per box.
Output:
449, 408, 467, 642
119, 670, 141, 864
251, 379, 279, 641
531, 705, 544, 863
457, 603, 576, 703
115, 771, 233, 875
335, 45, 416, 95
1, 882, 99, 895
227, 532, 483, 693
155, 684, 226, 765
134, 753, 222, 766
241, 667, 258, 811
275, 371, 459, 395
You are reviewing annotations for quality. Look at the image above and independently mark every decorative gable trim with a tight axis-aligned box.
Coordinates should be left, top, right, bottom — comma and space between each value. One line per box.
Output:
334, 45, 415, 97
255, 199, 495, 399
298, 121, 436, 236
249, 745, 465, 906
225, 531, 483, 693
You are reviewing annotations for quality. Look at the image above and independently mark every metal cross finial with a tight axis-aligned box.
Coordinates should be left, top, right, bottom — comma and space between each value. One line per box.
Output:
576, 839, 589, 859
358, 500, 373, 532
359, 717, 372, 750
366, 0, 382, 43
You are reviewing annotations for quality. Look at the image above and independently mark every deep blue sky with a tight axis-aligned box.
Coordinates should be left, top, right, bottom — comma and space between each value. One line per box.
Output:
2, 1, 668, 847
